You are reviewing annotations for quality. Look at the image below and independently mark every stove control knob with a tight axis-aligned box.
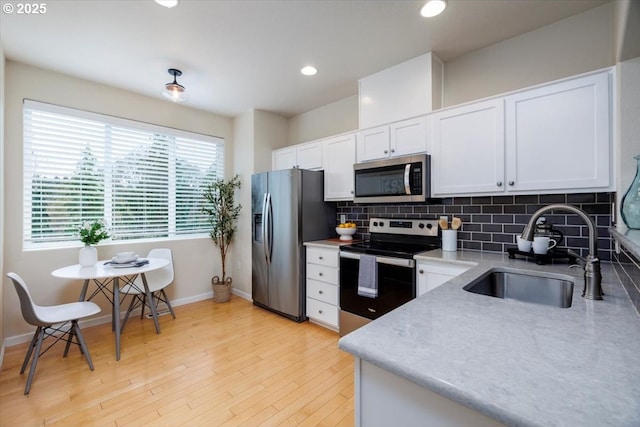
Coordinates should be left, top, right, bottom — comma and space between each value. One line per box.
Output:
419, 223, 425, 229
426, 223, 433, 229
379, 221, 385, 226
373, 221, 378, 227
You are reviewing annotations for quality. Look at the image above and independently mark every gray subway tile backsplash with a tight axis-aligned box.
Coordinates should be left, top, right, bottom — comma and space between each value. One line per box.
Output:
337, 192, 614, 261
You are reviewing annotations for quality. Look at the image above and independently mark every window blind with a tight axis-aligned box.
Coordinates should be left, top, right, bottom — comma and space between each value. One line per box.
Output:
23, 100, 224, 246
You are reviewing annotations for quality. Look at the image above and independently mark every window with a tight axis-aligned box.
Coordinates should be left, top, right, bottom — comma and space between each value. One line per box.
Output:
23, 100, 224, 247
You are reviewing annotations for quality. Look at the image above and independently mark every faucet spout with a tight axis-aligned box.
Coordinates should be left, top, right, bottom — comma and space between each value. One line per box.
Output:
520, 204, 603, 300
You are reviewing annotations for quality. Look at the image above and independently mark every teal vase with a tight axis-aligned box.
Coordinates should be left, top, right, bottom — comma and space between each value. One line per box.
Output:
621, 154, 640, 229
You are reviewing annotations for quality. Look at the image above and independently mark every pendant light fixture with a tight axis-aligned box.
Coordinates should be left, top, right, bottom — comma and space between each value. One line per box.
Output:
162, 68, 188, 102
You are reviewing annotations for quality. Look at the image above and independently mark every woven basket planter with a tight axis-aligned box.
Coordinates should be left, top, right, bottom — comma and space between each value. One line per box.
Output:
212, 276, 232, 303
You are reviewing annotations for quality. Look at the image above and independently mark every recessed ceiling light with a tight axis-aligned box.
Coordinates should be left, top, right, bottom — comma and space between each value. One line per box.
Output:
301, 66, 318, 76
420, 0, 447, 18
155, 0, 179, 8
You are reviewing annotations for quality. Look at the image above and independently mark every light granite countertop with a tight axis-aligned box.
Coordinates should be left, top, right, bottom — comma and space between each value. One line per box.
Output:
339, 249, 640, 427
304, 239, 358, 248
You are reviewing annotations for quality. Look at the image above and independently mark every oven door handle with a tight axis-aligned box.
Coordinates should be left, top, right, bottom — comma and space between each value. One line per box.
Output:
340, 251, 415, 268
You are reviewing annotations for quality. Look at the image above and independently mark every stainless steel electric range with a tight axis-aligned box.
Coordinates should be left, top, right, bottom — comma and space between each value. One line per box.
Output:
339, 217, 440, 336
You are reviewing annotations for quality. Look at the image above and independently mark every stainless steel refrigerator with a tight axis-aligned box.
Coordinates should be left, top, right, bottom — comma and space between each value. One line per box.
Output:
252, 169, 336, 321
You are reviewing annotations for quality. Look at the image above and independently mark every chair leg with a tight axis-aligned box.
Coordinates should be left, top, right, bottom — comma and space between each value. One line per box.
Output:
161, 290, 177, 319
20, 328, 41, 375
121, 294, 138, 332
73, 321, 94, 371
139, 295, 145, 319
24, 327, 45, 395
64, 322, 75, 357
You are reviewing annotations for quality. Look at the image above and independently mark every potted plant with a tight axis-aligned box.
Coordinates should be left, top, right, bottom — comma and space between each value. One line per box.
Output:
202, 174, 242, 303
77, 219, 110, 267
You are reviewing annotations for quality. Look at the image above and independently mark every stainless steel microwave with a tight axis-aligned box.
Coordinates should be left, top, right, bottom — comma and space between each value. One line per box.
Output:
353, 154, 430, 203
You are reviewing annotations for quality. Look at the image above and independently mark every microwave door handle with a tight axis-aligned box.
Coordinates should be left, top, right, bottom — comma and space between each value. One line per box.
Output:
404, 164, 411, 195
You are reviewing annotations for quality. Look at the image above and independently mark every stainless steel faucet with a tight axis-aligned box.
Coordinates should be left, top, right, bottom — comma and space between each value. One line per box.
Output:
520, 204, 603, 300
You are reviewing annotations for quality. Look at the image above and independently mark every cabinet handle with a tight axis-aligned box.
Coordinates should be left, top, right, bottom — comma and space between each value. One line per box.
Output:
319, 290, 324, 294
318, 309, 323, 314
496, 181, 503, 187
319, 272, 323, 276
351, 190, 354, 194
384, 150, 388, 154
390, 148, 395, 153
318, 256, 323, 260
419, 269, 424, 274
508, 181, 515, 186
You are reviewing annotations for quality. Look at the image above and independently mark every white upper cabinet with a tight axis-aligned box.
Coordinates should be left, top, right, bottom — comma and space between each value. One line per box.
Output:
272, 140, 322, 171
323, 133, 356, 201
431, 69, 612, 197
356, 116, 427, 163
431, 99, 505, 196
504, 71, 611, 192
272, 146, 297, 170
359, 52, 443, 129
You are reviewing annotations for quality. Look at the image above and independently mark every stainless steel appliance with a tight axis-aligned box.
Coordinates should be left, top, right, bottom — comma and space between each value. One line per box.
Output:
252, 169, 336, 322
339, 217, 439, 336
353, 154, 430, 203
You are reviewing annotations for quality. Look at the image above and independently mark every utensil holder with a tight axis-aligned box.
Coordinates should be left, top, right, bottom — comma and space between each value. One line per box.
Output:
442, 229, 458, 252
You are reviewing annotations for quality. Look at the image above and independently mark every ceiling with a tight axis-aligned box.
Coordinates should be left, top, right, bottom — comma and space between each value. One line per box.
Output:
0, 0, 610, 118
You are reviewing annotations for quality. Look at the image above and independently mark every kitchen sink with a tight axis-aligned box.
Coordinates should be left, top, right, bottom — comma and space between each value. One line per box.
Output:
463, 270, 574, 308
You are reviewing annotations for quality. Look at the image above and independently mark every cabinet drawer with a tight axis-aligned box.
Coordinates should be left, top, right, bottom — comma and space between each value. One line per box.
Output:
307, 278, 338, 305
306, 247, 339, 268
306, 263, 338, 285
306, 298, 339, 328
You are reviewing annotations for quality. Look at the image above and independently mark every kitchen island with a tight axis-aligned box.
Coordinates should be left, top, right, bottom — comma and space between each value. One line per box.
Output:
338, 250, 640, 427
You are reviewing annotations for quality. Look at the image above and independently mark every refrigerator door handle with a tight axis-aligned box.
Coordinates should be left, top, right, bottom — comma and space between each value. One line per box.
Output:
265, 192, 273, 264
261, 193, 269, 265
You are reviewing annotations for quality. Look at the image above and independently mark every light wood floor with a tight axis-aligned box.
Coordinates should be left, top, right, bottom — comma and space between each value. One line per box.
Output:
0, 297, 354, 426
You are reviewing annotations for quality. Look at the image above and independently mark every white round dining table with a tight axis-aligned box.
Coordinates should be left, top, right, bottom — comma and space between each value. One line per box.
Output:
52, 257, 170, 361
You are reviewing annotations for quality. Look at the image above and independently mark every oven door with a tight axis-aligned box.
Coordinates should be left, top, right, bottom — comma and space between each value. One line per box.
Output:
339, 251, 416, 320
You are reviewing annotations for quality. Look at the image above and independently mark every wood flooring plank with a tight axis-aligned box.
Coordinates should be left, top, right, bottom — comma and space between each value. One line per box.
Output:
0, 297, 354, 427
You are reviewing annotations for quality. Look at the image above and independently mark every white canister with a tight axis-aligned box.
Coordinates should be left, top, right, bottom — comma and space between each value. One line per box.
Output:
442, 229, 458, 252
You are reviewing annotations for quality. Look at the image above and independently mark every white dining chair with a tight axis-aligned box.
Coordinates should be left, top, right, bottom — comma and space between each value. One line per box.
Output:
6, 272, 101, 395
120, 248, 176, 332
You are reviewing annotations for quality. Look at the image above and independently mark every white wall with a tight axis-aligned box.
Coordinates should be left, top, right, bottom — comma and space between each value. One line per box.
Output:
3, 61, 234, 341
231, 109, 288, 299
443, 3, 615, 107
231, 110, 255, 299
0, 44, 6, 362
617, 57, 640, 223
286, 4, 616, 143
287, 95, 358, 145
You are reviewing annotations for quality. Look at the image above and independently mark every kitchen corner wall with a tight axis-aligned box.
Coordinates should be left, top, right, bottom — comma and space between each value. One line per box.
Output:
613, 246, 640, 314
338, 192, 614, 261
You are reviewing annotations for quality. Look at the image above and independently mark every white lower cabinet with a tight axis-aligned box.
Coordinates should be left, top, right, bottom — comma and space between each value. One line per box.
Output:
306, 246, 340, 330
356, 358, 505, 427
416, 259, 474, 296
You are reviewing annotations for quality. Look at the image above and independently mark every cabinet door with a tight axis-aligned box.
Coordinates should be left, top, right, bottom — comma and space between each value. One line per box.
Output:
296, 141, 323, 170
390, 116, 427, 157
272, 147, 297, 170
431, 99, 505, 196
356, 126, 390, 162
323, 134, 356, 200
416, 261, 473, 296
505, 72, 611, 192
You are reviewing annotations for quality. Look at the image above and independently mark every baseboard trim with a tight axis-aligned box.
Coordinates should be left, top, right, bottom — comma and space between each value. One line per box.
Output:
4, 290, 218, 347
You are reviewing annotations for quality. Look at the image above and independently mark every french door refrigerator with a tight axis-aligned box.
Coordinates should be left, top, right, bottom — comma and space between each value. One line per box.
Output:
252, 169, 336, 321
